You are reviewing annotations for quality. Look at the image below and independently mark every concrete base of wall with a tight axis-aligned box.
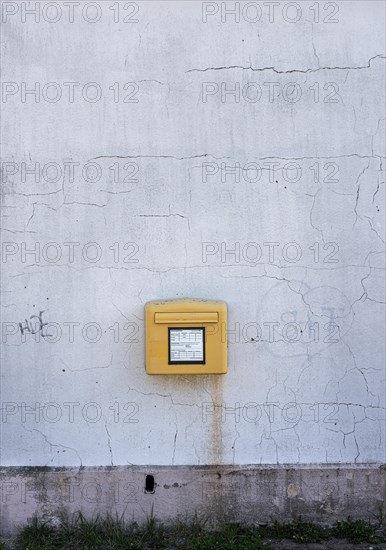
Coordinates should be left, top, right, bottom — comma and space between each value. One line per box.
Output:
1, 464, 385, 535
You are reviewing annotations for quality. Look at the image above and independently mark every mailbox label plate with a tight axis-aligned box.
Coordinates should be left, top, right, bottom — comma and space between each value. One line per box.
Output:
168, 327, 205, 365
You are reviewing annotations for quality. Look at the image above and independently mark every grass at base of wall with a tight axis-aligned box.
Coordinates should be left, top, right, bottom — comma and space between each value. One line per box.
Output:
1, 514, 385, 550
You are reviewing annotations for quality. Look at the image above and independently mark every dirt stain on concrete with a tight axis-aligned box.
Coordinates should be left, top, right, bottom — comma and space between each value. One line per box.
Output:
208, 375, 224, 466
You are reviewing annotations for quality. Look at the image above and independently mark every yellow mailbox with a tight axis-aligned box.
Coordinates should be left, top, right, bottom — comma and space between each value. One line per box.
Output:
145, 298, 227, 374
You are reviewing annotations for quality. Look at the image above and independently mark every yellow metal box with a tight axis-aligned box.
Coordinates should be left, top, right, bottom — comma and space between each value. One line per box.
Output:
145, 298, 227, 374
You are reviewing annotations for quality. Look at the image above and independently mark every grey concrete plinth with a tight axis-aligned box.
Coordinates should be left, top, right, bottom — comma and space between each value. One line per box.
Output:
1, 464, 385, 535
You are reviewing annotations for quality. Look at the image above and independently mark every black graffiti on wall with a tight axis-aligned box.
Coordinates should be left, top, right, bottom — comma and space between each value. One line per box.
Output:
19, 310, 50, 337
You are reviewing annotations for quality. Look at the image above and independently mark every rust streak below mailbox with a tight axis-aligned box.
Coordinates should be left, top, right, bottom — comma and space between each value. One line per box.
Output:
145, 298, 227, 375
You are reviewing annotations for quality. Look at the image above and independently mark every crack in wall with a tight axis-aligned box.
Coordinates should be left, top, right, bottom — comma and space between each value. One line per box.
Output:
186, 54, 386, 74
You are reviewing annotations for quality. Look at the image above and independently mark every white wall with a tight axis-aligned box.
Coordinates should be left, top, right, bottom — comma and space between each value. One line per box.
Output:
1, 0, 385, 468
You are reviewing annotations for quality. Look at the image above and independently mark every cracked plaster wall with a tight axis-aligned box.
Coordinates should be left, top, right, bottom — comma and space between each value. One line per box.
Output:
0, 1, 385, 469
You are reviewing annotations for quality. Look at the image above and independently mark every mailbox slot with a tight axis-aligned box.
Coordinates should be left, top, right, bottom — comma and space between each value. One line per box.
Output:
154, 312, 218, 324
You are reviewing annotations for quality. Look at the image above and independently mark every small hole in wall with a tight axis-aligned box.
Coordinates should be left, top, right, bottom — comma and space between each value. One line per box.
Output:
145, 474, 155, 493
